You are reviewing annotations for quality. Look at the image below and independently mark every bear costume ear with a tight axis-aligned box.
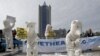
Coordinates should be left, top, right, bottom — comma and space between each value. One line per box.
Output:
72, 20, 78, 24
25, 22, 29, 24
33, 22, 36, 25
73, 21, 76, 24
25, 22, 29, 27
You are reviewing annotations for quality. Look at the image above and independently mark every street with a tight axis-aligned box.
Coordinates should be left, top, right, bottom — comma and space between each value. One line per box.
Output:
0, 51, 100, 56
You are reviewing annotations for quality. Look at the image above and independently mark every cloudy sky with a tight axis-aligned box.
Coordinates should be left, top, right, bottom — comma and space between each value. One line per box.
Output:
0, 0, 100, 33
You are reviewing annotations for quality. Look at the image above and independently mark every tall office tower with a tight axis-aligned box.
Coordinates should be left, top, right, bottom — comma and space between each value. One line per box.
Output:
39, 2, 51, 38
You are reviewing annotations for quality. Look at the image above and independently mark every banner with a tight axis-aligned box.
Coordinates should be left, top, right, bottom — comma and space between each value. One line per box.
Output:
6, 15, 16, 23
80, 36, 100, 50
24, 36, 100, 53
38, 38, 66, 52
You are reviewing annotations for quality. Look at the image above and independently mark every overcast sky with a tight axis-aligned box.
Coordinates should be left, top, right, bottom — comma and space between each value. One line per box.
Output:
0, 0, 100, 33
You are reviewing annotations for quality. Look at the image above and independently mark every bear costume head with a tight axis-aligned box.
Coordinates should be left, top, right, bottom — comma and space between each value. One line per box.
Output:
26, 22, 38, 42
66, 20, 82, 41
3, 18, 16, 29
70, 20, 82, 36
26, 22, 36, 33
26, 22, 35, 29
45, 24, 52, 32
26, 22, 36, 38
45, 24, 52, 38
45, 24, 56, 39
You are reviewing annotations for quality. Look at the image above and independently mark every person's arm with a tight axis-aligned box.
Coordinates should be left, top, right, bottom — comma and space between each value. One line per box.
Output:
11, 23, 15, 28
10, 18, 16, 28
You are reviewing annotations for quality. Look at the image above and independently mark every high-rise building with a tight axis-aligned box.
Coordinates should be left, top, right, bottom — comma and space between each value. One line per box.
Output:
39, 2, 51, 38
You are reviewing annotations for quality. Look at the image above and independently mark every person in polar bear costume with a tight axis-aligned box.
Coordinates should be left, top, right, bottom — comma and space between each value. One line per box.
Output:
26, 22, 38, 56
45, 24, 56, 39
66, 20, 83, 56
3, 18, 16, 51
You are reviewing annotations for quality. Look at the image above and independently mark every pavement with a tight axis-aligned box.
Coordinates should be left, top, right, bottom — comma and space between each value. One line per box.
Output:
0, 49, 22, 56
0, 50, 100, 56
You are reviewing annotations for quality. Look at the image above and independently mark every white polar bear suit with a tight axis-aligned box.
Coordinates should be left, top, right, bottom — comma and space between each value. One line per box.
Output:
66, 20, 83, 56
44, 24, 56, 39
26, 22, 38, 56
3, 18, 16, 51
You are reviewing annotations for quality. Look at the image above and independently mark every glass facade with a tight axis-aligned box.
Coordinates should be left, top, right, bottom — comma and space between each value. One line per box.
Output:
39, 2, 51, 38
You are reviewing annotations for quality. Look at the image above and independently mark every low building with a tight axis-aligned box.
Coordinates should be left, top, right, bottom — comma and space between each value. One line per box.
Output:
54, 29, 66, 38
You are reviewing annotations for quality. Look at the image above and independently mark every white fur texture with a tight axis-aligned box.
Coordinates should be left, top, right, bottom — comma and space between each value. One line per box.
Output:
26, 22, 38, 56
45, 24, 52, 39
66, 20, 83, 56
3, 18, 15, 51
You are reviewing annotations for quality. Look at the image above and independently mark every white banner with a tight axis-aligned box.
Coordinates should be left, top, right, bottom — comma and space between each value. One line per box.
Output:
6, 15, 16, 23
38, 38, 66, 53
80, 36, 100, 50
24, 36, 100, 53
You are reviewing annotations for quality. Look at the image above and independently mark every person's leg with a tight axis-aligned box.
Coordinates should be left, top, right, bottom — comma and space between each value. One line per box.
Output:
27, 43, 33, 56
33, 43, 38, 56
67, 49, 75, 56
17, 43, 20, 49
13, 43, 16, 49
75, 49, 84, 56
9, 37, 14, 51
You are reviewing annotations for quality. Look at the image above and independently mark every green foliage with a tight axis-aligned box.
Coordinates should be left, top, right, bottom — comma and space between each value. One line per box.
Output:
16, 27, 27, 39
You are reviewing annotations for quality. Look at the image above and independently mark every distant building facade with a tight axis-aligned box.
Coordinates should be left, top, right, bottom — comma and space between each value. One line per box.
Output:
54, 29, 66, 38
38, 2, 51, 38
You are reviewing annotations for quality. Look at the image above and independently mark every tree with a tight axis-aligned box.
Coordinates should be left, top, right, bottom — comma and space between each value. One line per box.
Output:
16, 27, 27, 39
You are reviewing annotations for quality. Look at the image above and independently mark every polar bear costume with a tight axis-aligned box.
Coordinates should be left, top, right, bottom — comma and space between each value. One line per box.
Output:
3, 18, 16, 51
66, 20, 83, 56
26, 22, 38, 56
45, 24, 56, 39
